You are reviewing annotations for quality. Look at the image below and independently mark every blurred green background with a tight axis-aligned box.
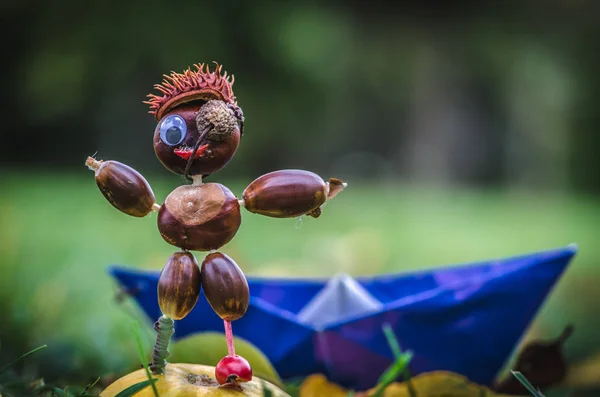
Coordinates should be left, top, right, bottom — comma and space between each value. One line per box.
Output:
1, 0, 600, 395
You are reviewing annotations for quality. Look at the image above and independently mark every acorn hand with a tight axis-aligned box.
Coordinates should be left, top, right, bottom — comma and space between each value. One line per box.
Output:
85, 156, 160, 217
241, 170, 347, 219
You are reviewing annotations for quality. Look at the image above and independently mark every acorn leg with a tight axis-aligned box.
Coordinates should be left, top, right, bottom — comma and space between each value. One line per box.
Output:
200, 252, 252, 385
150, 251, 202, 374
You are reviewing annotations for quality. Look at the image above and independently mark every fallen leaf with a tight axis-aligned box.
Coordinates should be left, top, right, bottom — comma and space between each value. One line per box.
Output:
300, 371, 523, 397
299, 374, 348, 397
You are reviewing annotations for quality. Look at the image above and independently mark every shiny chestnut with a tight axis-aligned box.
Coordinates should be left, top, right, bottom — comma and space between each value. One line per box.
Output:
85, 157, 156, 217
157, 183, 241, 251
200, 252, 249, 321
153, 102, 241, 177
157, 251, 202, 320
242, 170, 329, 218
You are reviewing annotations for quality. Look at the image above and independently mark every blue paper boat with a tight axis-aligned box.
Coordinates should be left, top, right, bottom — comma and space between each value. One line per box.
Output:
109, 244, 576, 390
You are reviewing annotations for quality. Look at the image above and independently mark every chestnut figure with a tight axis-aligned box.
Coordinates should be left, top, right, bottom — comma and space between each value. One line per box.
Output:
147, 63, 244, 180
158, 183, 241, 251
200, 252, 249, 322
157, 251, 202, 320
85, 157, 156, 217
84, 61, 347, 380
242, 170, 329, 218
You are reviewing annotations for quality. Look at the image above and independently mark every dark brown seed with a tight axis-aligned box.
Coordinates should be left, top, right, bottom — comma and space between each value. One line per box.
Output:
241, 170, 329, 218
200, 252, 249, 321
153, 104, 241, 177
85, 157, 156, 217
157, 183, 241, 251
157, 251, 202, 320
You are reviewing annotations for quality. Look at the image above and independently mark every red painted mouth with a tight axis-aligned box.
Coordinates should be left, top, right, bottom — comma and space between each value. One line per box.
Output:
174, 144, 210, 160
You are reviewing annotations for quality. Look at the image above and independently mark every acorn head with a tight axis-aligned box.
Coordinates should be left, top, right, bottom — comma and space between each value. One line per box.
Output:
146, 63, 244, 177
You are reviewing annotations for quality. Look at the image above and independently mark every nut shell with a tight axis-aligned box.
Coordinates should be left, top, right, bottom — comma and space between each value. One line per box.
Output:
157, 183, 241, 251
242, 170, 328, 218
153, 104, 241, 177
158, 251, 202, 320
93, 160, 156, 217
197, 100, 238, 142
201, 252, 249, 321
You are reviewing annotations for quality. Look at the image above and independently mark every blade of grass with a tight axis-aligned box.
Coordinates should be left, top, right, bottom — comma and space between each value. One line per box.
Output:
50, 386, 74, 397
79, 376, 101, 395
371, 324, 413, 397
374, 352, 413, 388
382, 324, 412, 377
382, 323, 416, 397
132, 321, 160, 397
262, 380, 274, 397
382, 324, 402, 358
51, 387, 69, 397
510, 371, 546, 397
114, 379, 158, 397
283, 377, 302, 397
0, 344, 47, 375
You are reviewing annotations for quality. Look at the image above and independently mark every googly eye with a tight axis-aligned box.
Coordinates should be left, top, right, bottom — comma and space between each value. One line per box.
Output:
159, 115, 187, 146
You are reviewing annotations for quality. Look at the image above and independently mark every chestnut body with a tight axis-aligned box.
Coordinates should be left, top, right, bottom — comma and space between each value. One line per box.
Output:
153, 104, 241, 177
242, 170, 328, 218
157, 251, 202, 320
91, 159, 156, 217
157, 183, 241, 251
200, 252, 249, 321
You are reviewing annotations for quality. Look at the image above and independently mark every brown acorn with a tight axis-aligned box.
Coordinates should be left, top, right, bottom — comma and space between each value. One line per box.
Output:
85, 157, 156, 217
242, 170, 343, 218
157, 251, 202, 320
157, 183, 241, 251
200, 252, 249, 321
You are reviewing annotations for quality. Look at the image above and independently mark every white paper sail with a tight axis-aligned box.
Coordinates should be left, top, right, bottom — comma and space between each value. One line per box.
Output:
296, 272, 384, 329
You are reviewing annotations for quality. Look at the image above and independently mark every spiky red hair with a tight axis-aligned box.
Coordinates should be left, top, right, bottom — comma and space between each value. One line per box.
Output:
144, 62, 237, 120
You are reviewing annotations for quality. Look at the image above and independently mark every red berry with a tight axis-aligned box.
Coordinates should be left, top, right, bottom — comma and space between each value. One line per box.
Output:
215, 355, 252, 385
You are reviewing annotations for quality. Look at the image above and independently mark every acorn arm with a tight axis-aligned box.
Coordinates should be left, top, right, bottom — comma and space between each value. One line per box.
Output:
239, 169, 347, 219
85, 156, 161, 217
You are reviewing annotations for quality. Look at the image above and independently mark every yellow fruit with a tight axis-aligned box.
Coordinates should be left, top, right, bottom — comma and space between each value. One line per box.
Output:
101, 363, 289, 397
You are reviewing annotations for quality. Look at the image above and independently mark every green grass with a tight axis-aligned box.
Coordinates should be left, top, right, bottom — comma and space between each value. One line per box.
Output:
1, 170, 600, 389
